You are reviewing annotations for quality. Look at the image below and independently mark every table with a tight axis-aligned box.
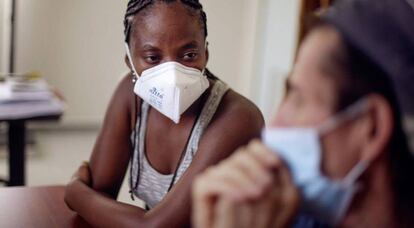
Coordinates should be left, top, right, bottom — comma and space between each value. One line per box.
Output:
1, 115, 62, 186
0, 186, 91, 228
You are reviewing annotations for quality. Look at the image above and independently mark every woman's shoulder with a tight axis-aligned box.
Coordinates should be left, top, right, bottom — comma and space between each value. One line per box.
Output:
113, 72, 136, 101
206, 71, 263, 127
207, 83, 264, 137
105, 72, 141, 123
220, 86, 263, 122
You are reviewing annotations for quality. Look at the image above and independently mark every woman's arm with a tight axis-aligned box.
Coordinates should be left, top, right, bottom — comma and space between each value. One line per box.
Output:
66, 177, 148, 227
65, 88, 264, 228
88, 74, 136, 198
65, 73, 148, 225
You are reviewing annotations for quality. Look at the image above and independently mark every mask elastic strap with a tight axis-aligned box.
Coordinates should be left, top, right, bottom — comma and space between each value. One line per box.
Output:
343, 160, 369, 186
201, 40, 208, 76
318, 98, 370, 135
125, 42, 139, 81
330, 159, 369, 225
328, 159, 367, 225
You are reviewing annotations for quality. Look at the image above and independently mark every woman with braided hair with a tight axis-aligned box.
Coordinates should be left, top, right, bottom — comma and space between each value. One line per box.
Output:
64, 0, 264, 227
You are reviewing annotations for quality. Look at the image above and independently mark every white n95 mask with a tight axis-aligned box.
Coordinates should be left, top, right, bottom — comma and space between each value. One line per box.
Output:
262, 98, 370, 225
125, 43, 209, 124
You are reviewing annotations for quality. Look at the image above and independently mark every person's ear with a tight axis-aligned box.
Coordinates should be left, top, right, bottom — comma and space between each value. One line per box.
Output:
358, 94, 394, 163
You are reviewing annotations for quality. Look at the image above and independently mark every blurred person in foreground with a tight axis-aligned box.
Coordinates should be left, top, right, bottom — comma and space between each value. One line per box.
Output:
193, 0, 414, 227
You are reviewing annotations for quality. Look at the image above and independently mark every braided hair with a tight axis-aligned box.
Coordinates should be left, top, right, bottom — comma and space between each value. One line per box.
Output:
123, 0, 217, 81
124, 0, 208, 44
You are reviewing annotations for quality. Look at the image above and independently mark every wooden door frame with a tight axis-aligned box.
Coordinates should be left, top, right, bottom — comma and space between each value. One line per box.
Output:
296, 0, 333, 56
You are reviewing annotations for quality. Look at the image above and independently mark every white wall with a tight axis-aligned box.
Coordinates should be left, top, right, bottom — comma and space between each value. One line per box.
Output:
251, 0, 301, 122
0, 0, 3, 72
16, 0, 126, 126
201, 0, 260, 97
14, 0, 300, 126
0, 0, 11, 73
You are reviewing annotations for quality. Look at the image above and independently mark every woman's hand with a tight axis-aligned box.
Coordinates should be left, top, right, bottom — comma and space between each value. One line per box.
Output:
193, 140, 300, 228
70, 161, 92, 186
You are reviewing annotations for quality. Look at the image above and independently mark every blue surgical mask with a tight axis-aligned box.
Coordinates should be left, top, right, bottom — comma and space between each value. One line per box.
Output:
262, 98, 369, 225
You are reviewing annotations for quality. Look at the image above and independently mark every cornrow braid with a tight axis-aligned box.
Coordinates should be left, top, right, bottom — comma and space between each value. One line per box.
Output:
124, 0, 208, 43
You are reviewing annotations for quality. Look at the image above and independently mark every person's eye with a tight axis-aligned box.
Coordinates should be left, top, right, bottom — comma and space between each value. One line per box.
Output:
182, 52, 198, 61
144, 55, 160, 64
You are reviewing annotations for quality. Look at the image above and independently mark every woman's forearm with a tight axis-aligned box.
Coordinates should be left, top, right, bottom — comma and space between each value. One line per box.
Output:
64, 180, 148, 228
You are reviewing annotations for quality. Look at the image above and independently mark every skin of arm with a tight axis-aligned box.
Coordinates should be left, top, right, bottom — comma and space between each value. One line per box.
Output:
64, 75, 265, 228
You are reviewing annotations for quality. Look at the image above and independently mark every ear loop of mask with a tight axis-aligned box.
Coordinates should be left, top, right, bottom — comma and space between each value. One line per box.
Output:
201, 41, 208, 76
343, 160, 369, 186
318, 98, 370, 135
320, 98, 371, 224
338, 98, 371, 186
316, 97, 371, 188
316, 98, 371, 221
332, 159, 370, 225
125, 42, 139, 83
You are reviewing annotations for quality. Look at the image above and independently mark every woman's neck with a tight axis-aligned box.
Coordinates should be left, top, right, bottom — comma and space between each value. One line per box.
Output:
340, 158, 398, 228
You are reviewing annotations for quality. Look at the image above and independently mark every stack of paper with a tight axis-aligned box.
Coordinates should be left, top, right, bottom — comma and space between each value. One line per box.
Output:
0, 78, 52, 102
0, 76, 64, 120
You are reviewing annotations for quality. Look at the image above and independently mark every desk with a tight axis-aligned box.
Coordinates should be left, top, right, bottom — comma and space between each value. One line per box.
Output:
0, 64, 64, 186
1, 115, 61, 186
0, 186, 91, 228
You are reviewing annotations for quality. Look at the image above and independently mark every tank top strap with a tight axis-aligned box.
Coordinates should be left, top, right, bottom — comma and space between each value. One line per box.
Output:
186, 80, 229, 155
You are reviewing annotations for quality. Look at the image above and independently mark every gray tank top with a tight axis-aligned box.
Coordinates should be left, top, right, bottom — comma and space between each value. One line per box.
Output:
130, 80, 229, 209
